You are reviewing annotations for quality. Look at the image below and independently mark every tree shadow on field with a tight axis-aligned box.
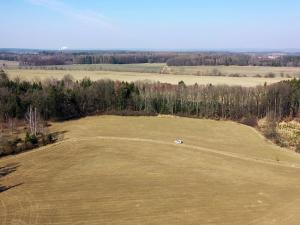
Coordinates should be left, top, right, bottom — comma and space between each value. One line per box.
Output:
0, 163, 23, 193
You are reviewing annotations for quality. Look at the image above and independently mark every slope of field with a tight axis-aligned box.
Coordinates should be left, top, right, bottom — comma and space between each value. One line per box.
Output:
6, 68, 290, 87
1, 116, 300, 225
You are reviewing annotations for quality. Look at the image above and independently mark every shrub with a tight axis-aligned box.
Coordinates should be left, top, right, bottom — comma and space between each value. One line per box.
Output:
25, 142, 34, 150
263, 122, 278, 139
25, 132, 31, 143
178, 80, 186, 86
263, 113, 279, 140
240, 116, 258, 127
41, 133, 55, 145
2, 143, 14, 155
25, 133, 38, 145
296, 142, 300, 153
0, 136, 24, 156
228, 73, 241, 77
265, 73, 276, 78
210, 69, 223, 76
47, 133, 55, 143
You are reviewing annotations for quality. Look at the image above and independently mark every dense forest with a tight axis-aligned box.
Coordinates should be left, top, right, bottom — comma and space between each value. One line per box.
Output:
0, 69, 299, 122
1, 51, 300, 67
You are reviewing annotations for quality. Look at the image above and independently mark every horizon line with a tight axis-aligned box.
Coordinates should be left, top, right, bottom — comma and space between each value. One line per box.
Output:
1, 47, 300, 53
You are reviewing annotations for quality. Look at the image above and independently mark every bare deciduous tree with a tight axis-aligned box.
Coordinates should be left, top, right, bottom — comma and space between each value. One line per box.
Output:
25, 105, 42, 136
8, 118, 16, 135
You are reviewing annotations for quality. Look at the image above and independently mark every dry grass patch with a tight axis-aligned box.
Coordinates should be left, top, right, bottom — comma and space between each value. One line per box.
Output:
1, 116, 300, 225
168, 65, 300, 77
278, 120, 300, 149
20, 63, 300, 78
6, 68, 291, 87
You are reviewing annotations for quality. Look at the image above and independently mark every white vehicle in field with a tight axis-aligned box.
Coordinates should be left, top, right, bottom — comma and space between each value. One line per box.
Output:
174, 139, 183, 144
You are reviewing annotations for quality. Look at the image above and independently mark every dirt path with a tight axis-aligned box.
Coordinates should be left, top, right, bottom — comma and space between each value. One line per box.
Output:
44, 136, 300, 169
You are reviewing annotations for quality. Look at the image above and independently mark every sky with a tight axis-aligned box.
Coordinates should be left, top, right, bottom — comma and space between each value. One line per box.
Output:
1, 0, 300, 50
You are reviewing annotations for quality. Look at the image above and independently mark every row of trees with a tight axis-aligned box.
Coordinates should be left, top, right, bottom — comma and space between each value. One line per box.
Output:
166, 54, 300, 67
1, 51, 300, 67
72, 53, 171, 65
0, 52, 175, 66
1, 70, 299, 123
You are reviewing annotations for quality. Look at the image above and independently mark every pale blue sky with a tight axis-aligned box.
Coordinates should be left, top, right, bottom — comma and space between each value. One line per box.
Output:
1, 0, 300, 50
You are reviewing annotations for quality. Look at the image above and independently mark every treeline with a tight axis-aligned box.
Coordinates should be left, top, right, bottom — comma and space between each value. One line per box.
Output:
19, 53, 171, 66
72, 53, 172, 65
2, 51, 300, 67
0, 70, 299, 123
166, 54, 300, 67
0, 52, 175, 66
